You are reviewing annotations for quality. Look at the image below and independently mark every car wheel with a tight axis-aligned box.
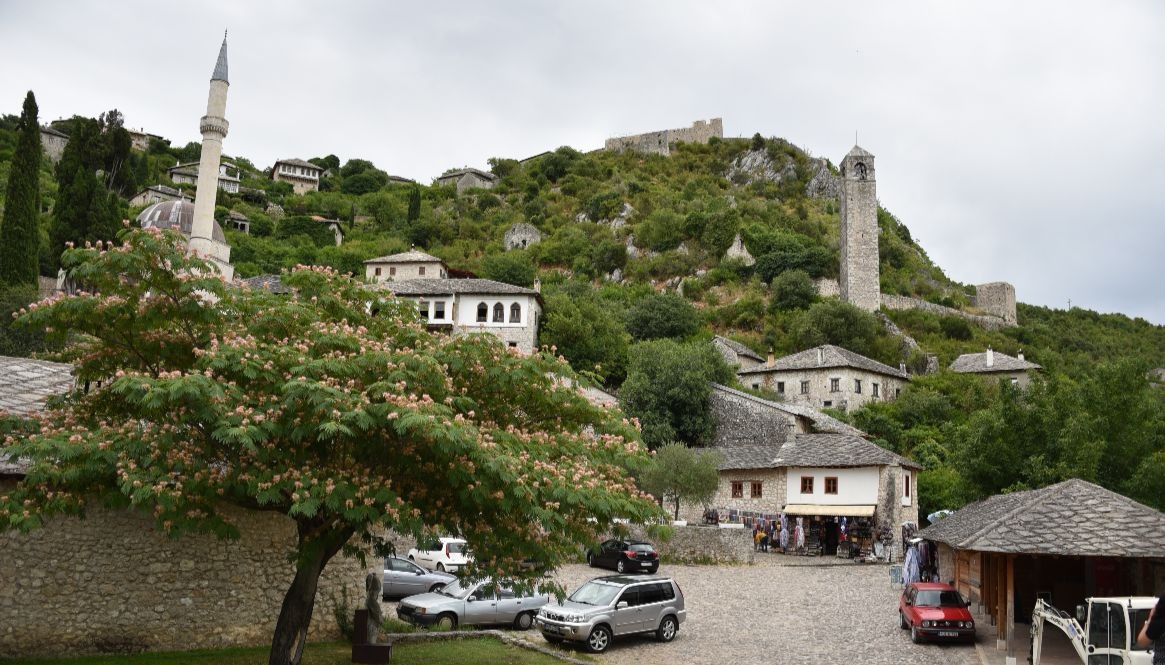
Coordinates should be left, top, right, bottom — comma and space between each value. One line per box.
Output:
647, 565, 659, 574
586, 552, 595, 567
586, 625, 612, 653
910, 624, 922, 644
656, 615, 678, 642
429, 583, 445, 593
616, 559, 627, 573
899, 611, 908, 629
513, 611, 534, 630
436, 613, 458, 631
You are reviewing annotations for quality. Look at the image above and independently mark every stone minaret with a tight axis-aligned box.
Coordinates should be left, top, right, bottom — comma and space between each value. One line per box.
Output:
188, 34, 233, 280
838, 145, 879, 312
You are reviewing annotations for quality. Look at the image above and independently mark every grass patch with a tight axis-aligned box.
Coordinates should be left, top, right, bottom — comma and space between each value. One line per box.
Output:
0, 636, 567, 665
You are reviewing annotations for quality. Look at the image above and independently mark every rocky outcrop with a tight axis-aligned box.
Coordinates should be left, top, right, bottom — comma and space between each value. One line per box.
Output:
804, 158, 840, 199
726, 149, 796, 186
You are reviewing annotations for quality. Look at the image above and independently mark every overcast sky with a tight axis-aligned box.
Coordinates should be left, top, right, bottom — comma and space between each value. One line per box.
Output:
2, 1, 1162, 324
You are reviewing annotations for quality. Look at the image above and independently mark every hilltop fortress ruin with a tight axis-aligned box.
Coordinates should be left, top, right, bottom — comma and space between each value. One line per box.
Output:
605, 118, 723, 156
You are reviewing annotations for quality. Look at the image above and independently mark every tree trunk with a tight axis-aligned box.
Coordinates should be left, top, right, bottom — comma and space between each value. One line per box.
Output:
268, 520, 354, 665
673, 498, 680, 521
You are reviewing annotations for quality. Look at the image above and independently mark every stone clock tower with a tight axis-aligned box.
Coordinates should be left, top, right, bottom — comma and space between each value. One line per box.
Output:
187, 34, 234, 281
839, 145, 879, 312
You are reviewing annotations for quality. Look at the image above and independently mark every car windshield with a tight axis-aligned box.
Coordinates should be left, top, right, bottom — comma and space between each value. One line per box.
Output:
568, 580, 622, 606
446, 541, 466, 555
916, 590, 965, 607
438, 579, 474, 599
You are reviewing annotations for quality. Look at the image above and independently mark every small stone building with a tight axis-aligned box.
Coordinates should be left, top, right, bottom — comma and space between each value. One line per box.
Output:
167, 160, 241, 194
39, 125, 69, 164
271, 158, 323, 194
0, 356, 366, 658
434, 168, 498, 194
700, 384, 919, 542
364, 249, 448, 283
712, 335, 764, 370
736, 344, 909, 411
918, 479, 1165, 651
504, 223, 543, 251
129, 185, 193, 208
949, 348, 1041, 388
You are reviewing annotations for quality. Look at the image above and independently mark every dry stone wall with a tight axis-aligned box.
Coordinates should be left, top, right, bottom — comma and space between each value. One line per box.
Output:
0, 501, 367, 658
880, 294, 1013, 330
604, 118, 723, 156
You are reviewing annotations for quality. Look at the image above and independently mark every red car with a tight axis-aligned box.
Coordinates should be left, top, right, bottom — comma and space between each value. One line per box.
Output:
899, 582, 976, 644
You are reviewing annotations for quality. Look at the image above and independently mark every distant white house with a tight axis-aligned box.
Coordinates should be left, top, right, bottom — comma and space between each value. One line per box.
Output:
168, 160, 241, 194
950, 348, 1041, 388
364, 250, 541, 354
271, 158, 323, 194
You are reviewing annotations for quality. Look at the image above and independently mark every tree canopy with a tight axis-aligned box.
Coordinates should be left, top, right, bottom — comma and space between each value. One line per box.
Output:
0, 228, 662, 665
640, 443, 722, 520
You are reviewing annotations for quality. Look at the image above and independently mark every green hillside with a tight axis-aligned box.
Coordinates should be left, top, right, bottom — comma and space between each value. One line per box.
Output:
1, 108, 1163, 518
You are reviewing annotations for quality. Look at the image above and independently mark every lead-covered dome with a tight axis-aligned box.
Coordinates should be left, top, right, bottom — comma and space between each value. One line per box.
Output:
137, 200, 227, 243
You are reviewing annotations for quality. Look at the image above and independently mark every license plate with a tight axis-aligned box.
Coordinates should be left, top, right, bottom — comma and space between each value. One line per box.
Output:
543, 625, 562, 634
938, 631, 958, 637
641, 561, 652, 567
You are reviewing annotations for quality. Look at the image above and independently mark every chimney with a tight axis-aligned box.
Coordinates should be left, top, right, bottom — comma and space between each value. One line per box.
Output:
533, 278, 541, 293
986, 348, 994, 368
1017, 350, 1025, 362
899, 362, 907, 374
767, 348, 775, 365
817, 347, 825, 365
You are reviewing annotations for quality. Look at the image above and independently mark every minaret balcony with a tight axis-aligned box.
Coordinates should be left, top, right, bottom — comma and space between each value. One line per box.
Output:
200, 115, 230, 137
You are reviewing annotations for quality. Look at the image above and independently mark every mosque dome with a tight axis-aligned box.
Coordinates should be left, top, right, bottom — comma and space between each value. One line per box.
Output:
137, 200, 227, 244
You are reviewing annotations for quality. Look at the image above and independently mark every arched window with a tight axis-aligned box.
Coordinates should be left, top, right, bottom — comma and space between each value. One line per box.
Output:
492, 303, 504, 323
509, 303, 521, 323
476, 302, 488, 322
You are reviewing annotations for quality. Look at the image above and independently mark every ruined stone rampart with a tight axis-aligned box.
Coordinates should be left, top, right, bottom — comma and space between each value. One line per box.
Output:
0, 502, 366, 658
880, 294, 1014, 330
605, 118, 723, 156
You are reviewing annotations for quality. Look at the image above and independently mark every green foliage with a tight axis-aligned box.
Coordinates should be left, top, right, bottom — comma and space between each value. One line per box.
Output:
0, 91, 41, 287
788, 300, 890, 362
640, 443, 723, 520
479, 251, 535, 287
769, 269, 816, 311
274, 216, 337, 247
625, 292, 700, 341
49, 116, 124, 268
1, 228, 664, 661
0, 284, 53, 357
620, 339, 735, 448
539, 285, 629, 386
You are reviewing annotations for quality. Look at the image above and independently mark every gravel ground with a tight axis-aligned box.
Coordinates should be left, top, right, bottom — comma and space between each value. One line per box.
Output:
387, 553, 985, 665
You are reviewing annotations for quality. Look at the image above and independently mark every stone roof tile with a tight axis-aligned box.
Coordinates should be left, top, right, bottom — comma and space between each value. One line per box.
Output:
373, 278, 538, 297
363, 249, 444, 265
710, 383, 864, 437
713, 335, 764, 362
0, 356, 75, 417
738, 344, 909, 379
918, 478, 1165, 557
949, 350, 1041, 373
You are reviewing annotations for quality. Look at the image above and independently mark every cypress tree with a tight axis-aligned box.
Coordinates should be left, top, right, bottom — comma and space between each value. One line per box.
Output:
49, 116, 122, 269
407, 185, 421, 222
0, 91, 43, 287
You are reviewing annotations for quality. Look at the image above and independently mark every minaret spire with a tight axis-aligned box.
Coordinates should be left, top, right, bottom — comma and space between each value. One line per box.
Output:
188, 33, 234, 281
212, 31, 229, 84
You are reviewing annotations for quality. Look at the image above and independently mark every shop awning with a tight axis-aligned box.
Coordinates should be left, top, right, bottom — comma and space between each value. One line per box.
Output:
783, 504, 876, 517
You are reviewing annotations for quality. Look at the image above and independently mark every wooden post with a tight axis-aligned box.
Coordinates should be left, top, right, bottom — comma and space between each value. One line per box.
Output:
996, 553, 1007, 650
1006, 555, 1016, 664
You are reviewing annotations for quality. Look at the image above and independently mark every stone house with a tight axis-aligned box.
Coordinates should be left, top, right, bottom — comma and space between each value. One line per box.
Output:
167, 159, 241, 194
374, 277, 543, 354
129, 185, 193, 208
736, 344, 909, 411
504, 223, 543, 250
226, 210, 250, 234
434, 167, 498, 194
712, 335, 764, 370
126, 128, 163, 152
271, 158, 323, 194
918, 479, 1165, 651
949, 348, 1041, 388
364, 249, 449, 283
39, 125, 69, 164
701, 384, 919, 544
0, 355, 365, 658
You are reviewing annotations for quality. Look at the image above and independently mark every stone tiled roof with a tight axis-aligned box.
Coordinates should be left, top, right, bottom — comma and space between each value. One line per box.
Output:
949, 350, 1041, 374
717, 433, 918, 471
737, 344, 909, 379
274, 158, 322, 171
713, 335, 764, 362
436, 168, 497, 182
211, 35, 228, 83
363, 249, 444, 265
375, 278, 539, 297
241, 274, 291, 294
846, 145, 874, 159
0, 356, 75, 417
917, 478, 1165, 557
709, 384, 865, 437
40, 125, 69, 138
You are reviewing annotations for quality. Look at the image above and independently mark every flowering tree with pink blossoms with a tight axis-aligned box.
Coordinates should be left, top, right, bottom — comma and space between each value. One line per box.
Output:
0, 229, 663, 665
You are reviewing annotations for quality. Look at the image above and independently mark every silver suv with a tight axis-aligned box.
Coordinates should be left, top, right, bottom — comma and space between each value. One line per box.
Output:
535, 575, 685, 653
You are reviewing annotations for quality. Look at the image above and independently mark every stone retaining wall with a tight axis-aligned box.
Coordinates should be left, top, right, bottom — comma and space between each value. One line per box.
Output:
0, 502, 367, 658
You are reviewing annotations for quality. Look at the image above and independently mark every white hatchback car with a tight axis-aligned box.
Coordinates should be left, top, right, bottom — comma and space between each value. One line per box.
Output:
407, 536, 472, 573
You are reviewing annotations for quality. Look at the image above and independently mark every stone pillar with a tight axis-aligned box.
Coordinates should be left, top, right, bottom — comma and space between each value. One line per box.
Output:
839, 145, 880, 312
